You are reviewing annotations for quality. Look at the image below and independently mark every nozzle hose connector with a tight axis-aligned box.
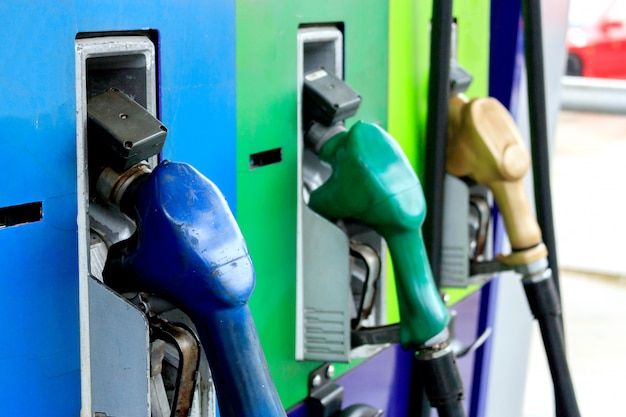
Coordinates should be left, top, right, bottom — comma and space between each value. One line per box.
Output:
95, 163, 151, 213
305, 121, 347, 154
522, 267, 560, 319
416, 344, 465, 417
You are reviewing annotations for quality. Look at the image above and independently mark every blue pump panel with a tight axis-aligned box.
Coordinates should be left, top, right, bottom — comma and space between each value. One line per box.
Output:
0, 2, 235, 415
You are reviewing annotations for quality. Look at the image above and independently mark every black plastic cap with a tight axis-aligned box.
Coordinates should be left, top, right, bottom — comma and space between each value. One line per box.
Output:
303, 69, 361, 126
88, 88, 167, 171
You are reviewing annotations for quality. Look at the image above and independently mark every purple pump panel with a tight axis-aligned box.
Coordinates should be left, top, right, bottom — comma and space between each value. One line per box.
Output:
287, 292, 482, 416
469, 6, 526, 417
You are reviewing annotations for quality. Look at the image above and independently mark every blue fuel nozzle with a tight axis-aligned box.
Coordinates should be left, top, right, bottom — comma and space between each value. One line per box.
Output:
88, 89, 285, 417
103, 161, 286, 417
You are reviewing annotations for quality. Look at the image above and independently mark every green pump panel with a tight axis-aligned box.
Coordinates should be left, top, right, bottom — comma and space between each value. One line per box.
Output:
237, 0, 494, 411
236, 1, 389, 408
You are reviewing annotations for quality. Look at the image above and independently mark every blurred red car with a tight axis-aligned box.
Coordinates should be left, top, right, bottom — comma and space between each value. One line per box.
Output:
566, 0, 626, 78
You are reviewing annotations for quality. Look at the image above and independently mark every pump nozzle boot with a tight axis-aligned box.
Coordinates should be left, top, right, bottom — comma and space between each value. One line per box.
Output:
446, 96, 548, 266
103, 161, 286, 417
307, 121, 449, 348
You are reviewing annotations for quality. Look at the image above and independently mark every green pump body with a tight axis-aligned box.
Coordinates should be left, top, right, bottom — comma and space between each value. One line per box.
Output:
308, 121, 449, 348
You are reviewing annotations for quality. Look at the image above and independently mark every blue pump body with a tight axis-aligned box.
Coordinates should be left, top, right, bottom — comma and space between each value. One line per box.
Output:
114, 160, 286, 417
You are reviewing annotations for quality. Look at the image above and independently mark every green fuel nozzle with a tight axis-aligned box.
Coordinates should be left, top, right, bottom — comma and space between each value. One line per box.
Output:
302, 69, 449, 348
307, 121, 450, 348
302, 70, 465, 416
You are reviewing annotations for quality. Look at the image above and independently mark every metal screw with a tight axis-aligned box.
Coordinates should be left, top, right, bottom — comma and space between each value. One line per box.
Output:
325, 364, 335, 379
311, 374, 323, 388
441, 292, 450, 305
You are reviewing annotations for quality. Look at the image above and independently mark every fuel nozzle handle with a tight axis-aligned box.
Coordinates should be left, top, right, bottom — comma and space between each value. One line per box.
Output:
308, 122, 465, 416
307, 121, 449, 348
446, 95, 548, 266
446, 96, 581, 417
88, 89, 285, 417
103, 161, 286, 417
303, 73, 464, 415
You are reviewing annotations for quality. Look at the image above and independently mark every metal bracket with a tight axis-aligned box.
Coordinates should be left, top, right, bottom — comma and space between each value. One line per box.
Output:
351, 324, 399, 348
468, 192, 491, 262
307, 363, 344, 417
349, 241, 381, 329
447, 309, 492, 358
469, 260, 515, 277
149, 317, 200, 417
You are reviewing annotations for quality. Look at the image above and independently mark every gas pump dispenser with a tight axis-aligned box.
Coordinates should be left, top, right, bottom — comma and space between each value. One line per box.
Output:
85, 88, 286, 417
0, 2, 236, 413
302, 69, 466, 417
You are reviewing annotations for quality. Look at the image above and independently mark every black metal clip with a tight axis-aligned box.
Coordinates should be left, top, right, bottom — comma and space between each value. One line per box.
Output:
447, 309, 492, 358
307, 363, 384, 417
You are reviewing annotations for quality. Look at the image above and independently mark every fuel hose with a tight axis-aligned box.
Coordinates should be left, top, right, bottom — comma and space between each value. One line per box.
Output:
418, 0, 467, 416
520, 0, 580, 415
520, 0, 561, 298
423, 0, 453, 285
522, 270, 580, 417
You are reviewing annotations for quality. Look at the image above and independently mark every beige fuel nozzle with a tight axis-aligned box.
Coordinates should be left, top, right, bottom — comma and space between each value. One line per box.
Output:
446, 95, 547, 266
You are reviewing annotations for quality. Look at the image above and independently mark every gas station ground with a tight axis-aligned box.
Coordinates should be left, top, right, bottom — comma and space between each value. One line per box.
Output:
523, 110, 626, 416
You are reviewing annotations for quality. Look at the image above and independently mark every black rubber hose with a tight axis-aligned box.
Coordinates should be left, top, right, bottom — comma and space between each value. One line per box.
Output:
523, 275, 581, 417
407, 358, 434, 417
537, 316, 580, 417
416, 349, 466, 417
520, 0, 561, 299
520, 1, 580, 415
423, 0, 454, 286
414, 1, 455, 415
